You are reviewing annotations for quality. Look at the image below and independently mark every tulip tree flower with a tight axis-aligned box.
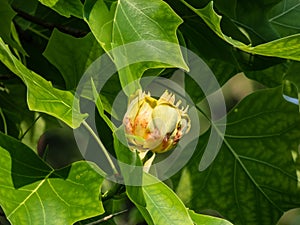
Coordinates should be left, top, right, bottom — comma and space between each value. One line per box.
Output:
123, 90, 191, 153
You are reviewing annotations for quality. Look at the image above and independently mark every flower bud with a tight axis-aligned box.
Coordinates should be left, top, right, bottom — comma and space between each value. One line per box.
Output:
123, 90, 191, 153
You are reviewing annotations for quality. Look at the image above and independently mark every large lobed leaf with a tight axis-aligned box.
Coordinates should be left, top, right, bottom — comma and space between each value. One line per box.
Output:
179, 87, 300, 225
142, 173, 194, 225
269, 0, 300, 37
43, 29, 104, 90
180, 0, 300, 61
84, 0, 188, 95
38, 0, 83, 18
217, 0, 281, 44
0, 132, 105, 225
113, 127, 232, 225
142, 172, 233, 225
0, 38, 87, 128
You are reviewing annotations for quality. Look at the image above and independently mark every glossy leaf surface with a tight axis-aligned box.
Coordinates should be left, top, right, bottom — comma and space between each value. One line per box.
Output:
0, 132, 105, 225
0, 38, 87, 128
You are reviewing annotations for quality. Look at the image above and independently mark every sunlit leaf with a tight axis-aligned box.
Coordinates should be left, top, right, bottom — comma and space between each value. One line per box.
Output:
180, 1, 300, 61
189, 210, 233, 225
113, 127, 146, 207
85, 0, 188, 96
142, 172, 194, 225
0, 38, 88, 128
113, 0, 188, 95
83, 0, 115, 52
0, 132, 105, 225
38, 0, 83, 18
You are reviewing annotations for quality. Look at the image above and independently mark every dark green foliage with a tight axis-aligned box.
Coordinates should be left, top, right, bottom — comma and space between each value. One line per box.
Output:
0, 0, 299, 224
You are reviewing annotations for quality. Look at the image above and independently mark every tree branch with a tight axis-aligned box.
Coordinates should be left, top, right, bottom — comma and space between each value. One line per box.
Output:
12, 6, 88, 38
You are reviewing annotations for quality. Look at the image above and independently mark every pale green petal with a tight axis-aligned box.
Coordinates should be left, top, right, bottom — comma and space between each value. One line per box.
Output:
152, 104, 179, 135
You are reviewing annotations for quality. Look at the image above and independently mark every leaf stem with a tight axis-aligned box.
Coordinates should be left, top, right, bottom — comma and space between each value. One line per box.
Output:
19, 114, 41, 140
0, 108, 7, 134
82, 121, 119, 175
27, 27, 50, 41
102, 183, 123, 201
86, 209, 128, 225
12, 6, 88, 38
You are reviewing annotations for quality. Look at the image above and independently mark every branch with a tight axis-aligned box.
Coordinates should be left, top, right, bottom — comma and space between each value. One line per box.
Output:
86, 210, 128, 225
12, 6, 88, 38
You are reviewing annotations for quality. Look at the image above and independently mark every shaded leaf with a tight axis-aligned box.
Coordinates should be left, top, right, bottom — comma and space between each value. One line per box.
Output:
189, 210, 233, 225
0, 0, 25, 53
0, 132, 105, 225
38, 0, 83, 18
0, 0, 16, 45
269, 0, 300, 37
184, 87, 300, 225
12, 0, 39, 30
142, 172, 194, 225
283, 61, 300, 108
0, 38, 87, 128
43, 29, 103, 90
181, 1, 300, 61
0, 78, 32, 137
227, 0, 280, 43
245, 62, 288, 87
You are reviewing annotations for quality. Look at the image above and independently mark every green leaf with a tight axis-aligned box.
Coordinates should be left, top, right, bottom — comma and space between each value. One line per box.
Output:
167, 3, 240, 100
83, 0, 115, 52
189, 210, 233, 225
180, 1, 300, 61
283, 61, 300, 108
0, 78, 33, 136
269, 0, 300, 37
183, 87, 300, 225
38, 0, 83, 18
0, 0, 16, 44
142, 173, 194, 225
113, 0, 188, 95
0, 132, 105, 225
91, 78, 116, 132
0, 0, 25, 54
0, 38, 88, 128
245, 62, 288, 88
113, 127, 146, 207
12, 0, 39, 30
224, 0, 281, 44
85, 0, 189, 96
43, 29, 103, 90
